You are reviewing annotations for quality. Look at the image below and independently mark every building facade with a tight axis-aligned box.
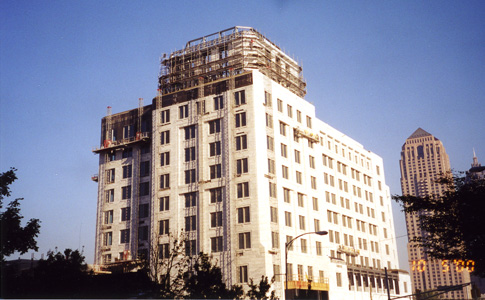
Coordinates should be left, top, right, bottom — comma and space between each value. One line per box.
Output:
399, 128, 471, 299
93, 26, 410, 299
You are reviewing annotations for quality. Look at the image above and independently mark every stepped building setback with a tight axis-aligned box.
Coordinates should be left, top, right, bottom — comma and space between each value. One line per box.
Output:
93, 26, 410, 299
399, 128, 471, 299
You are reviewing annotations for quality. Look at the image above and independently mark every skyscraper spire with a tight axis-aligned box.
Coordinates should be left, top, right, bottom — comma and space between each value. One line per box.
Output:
472, 148, 481, 168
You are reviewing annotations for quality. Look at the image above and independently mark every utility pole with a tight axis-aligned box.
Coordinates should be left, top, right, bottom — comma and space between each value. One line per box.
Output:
385, 267, 391, 300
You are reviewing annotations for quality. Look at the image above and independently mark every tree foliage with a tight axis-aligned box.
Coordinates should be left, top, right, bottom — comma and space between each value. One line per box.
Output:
393, 173, 485, 277
0, 168, 41, 261
247, 275, 277, 300
184, 252, 243, 299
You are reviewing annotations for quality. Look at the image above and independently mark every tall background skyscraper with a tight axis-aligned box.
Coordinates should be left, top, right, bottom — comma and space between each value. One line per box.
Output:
400, 128, 471, 299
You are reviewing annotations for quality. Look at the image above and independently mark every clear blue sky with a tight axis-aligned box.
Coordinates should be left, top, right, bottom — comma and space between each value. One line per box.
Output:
1, 1, 484, 271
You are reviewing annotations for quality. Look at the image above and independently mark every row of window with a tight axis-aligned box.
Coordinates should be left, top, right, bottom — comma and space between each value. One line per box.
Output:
106, 146, 150, 162
103, 204, 149, 224
104, 182, 150, 202
160, 91, 247, 125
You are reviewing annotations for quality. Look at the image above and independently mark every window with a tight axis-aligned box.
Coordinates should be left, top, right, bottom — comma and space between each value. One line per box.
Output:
138, 226, 148, 241
271, 231, 280, 249
269, 182, 276, 198
236, 135, 248, 150
237, 182, 249, 198
279, 122, 287, 136
286, 236, 294, 251
314, 219, 321, 232
236, 158, 248, 175
209, 119, 221, 134
210, 188, 222, 203
296, 171, 302, 184
159, 243, 169, 259
185, 215, 196, 231
285, 211, 292, 227
239, 266, 248, 283
160, 196, 169, 211
139, 203, 149, 218
140, 161, 150, 177
309, 156, 315, 168
281, 144, 288, 157
238, 232, 251, 249
104, 232, 112, 246
104, 210, 113, 224
141, 145, 150, 154
184, 192, 197, 207
264, 91, 272, 107
282, 165, 289, 179
184, 240, 196, 256
273, 264, 281, 282
296, 110, 302, 122
301, 239, 307, 253
270, 206, 278, 223
107, 169, 115, 183
283, 188, 291, 203
316, 241, 322, 256
235, 90, 246, 105
210, 164, 222, 179
122, 165, 132, 178
214, 96, 223, 110
160, 152, 170, 166
287, 105, 293, 118
160, 130, 170, 144
179, 104, 188, 119
185, 147, 196, 162
122, 185, 131, 200
294, 150, 301, 163
277, 99, 283, 112
185, 169, 196, 184
266, 135, 274, 151
139, 182, 149, 196
265, 113, 273, 128
209, 141, 221, 156
123, 124, 134, 139
106, 189, 114, 203
306, 116, 312, 128
268, 158, 275, 174
235, 112, 247, 127
211, 211, 223, 227
312, 197, 319, 211
161, 109, 170, 124
299, 215, 306, 230
184, 125, 196, 140
120, 229, 130, 243
159, 219, 169, 235
103, 253, 111, 263
311, 176, 317, 189
122, 148, 133, 158
336, 273, 342, 287
211, 236, 223, 252
298, 193, 304, 207
160, 174, 170, 189
237, 207, 250, 223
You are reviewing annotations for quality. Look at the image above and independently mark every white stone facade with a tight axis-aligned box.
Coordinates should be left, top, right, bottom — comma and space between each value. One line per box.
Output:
94, 26, 410, 300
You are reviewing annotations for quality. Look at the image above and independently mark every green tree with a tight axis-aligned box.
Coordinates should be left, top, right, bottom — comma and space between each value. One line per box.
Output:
247, 275, 276, 300
184, 252, 243, 299
0, 168, 41, 261
393, 173, 485, 277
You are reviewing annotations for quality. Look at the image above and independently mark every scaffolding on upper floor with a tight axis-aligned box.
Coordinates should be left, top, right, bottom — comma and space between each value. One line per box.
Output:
158, 26, 306, 98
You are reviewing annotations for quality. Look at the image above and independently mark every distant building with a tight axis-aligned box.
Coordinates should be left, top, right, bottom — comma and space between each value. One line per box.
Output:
93, 26, 410, 299
399, 128, 471, 299
466, 150, 485, 180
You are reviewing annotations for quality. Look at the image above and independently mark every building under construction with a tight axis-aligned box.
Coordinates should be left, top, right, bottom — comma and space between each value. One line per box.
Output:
93, 26, 410, 299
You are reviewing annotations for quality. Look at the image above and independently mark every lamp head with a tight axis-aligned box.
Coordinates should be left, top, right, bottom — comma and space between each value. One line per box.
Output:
316, 231, 328, 236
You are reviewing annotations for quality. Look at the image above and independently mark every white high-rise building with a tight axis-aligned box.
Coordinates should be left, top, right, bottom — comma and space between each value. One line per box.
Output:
93, 26, 410, 299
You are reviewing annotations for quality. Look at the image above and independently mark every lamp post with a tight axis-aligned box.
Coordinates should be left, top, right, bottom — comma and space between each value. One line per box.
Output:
285, 231, 328, 300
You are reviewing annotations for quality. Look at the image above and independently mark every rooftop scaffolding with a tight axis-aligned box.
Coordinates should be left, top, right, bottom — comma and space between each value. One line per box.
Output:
158, 26, 306, 98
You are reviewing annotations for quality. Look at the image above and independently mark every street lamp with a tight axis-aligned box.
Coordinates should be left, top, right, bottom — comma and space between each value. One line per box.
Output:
285, 231, 328, 299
